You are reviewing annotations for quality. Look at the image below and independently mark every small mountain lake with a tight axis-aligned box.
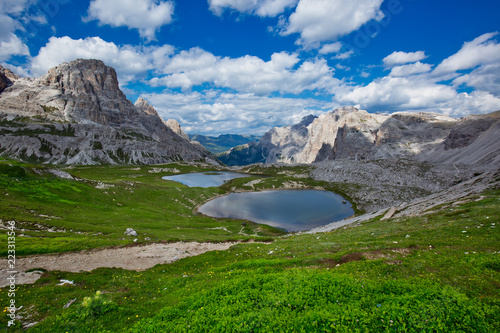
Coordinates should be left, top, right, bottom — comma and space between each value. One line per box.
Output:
198, 189, 354, 232
162, 171, 248, 188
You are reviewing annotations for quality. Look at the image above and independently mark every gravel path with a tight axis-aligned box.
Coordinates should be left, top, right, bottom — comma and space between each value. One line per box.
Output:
0, 242, 238, 287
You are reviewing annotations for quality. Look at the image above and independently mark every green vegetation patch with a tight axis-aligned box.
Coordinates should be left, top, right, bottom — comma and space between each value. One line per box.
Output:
133, 271, 498, 332
0, 160, 285, 256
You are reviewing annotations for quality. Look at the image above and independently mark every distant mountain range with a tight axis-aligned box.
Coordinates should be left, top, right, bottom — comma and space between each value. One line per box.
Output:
0, 59, 216, 165
2, 59, 499, 169
218, 106, 500, 167
188, 134, 261, 154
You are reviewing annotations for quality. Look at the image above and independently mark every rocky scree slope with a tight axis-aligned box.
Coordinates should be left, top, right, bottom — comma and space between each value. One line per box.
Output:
219, 107, 500, 166
0, 60, 215, 165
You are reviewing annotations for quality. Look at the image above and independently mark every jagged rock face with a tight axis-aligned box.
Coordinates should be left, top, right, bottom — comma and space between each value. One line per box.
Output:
417, 111, 500, 165
443, 115, 495, 150
0, 65, 19, 93
134, 97, 190, 141
220, 106, 500, 166
135, 97, 160, 117
34, 59, 134, 125
165, 119, 190, 141
0, 59, 216, 165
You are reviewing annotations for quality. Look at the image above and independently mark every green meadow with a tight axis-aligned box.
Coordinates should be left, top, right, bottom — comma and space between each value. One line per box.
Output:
0, 159, 498, 332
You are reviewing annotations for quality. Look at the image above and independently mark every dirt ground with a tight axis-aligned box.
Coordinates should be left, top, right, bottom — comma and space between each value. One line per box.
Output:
0, 242, 238, 287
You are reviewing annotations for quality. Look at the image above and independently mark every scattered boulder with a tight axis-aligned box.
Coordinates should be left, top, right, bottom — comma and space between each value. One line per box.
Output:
124, 228, 138, 237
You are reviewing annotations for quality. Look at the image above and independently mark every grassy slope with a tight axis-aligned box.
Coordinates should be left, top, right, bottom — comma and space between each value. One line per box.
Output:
0, 160, 284, 256
0, 160, 498, 331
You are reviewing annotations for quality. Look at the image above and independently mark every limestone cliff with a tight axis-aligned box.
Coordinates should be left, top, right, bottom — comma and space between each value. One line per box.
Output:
219, 107, 500, 166
0, 66, 19, 93
0, 59, 216, 165
134, 97, 190, 141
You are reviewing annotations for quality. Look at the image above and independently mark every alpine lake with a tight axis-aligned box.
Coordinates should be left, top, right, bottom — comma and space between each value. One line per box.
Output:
163, 171, 354, 232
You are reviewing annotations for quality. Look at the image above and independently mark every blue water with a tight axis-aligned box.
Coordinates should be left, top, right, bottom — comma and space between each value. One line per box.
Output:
162, 171, 248, 188
198, 189, 354, 232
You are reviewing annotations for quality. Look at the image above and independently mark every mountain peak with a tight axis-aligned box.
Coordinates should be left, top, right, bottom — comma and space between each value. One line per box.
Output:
165, 119, 190, 140
37, 59, 123, 99
292, 114, 318, 129
135, 97, 160, 117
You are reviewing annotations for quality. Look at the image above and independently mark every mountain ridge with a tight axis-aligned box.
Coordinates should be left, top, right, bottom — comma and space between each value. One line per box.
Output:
189, 133, 261, 154
219, 107, 500, 166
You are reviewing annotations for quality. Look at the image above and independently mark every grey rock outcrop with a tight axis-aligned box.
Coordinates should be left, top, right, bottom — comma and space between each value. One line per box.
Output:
124, 228, 138, 237
220, 106, 500, 166
165, 119, 190, 141
416, 111, 500, 165
134, 97, 160, 117
134, 97, 190, 141
0, 65, 19, 93
0, 59, 217, 165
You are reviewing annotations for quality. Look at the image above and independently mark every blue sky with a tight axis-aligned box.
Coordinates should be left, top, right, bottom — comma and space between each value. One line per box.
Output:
2, 0, 500, 135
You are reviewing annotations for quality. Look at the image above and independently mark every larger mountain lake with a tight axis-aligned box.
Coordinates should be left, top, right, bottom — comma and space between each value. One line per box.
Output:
198, 189, 354, 232
163, 172, 354, 232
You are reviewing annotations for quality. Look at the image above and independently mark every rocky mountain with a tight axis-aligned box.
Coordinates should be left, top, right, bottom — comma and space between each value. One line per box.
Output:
188, 134, 261, 154
0, 66, 19, 93
219, 106, 500, 166
134, 97, 190, 141
0, 59, 216, 165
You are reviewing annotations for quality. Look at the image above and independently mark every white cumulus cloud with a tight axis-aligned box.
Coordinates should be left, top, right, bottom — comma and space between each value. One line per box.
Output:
383, 51, 427, 67
0, 33, 30, 62
453, 63, 500, 96
208, 0, 298, 17
431, 32, 500, 96
30, 36, 174, 83
0, 2, 32, 62
150, 47, 339, 95
142, 90, 333, 135
433, 32, 500, 75
318, 42, 342, 55
86, 0, 175, 40
389, 62, 432, 77
281, 0, 384, 46
441, 91, 500, 117
336, 76, 457, 111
